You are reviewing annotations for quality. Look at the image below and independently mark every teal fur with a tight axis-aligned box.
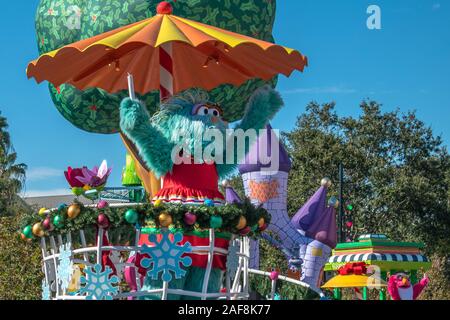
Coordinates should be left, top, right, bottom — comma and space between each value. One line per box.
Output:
120, 86, 283, 179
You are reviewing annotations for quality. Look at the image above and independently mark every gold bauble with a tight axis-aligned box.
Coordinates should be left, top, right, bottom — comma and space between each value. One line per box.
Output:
258, 218, 265, 228
236, 216, 247, 230
159, 212, 173, 227
68, 204, 81, 219
321, 177, 332, 188
32, 223, 45, 237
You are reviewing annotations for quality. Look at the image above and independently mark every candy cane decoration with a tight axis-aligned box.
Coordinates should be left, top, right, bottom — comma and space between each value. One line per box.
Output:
159, 42, 174, 101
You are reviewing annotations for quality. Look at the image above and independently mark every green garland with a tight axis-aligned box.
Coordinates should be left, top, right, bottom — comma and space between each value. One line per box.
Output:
20, 198, 271, 243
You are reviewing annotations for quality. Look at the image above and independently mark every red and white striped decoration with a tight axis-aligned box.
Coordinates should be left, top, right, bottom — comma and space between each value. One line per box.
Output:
159, 42, 174, 101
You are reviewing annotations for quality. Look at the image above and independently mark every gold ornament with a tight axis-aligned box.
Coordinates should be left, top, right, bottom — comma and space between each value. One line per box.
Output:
68, 204, 81, 219
32, 223, 45, 237
236, 216, 247, 230
321, 177, 332, 188
258, 218, 265, 228
159, 212, 173, 227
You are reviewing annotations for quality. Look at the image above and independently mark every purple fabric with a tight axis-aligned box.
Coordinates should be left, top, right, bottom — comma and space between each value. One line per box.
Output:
307, 206, 337, 249
291, 185, 328, 232
225, 187, 242, 204
238, 124, 292, 174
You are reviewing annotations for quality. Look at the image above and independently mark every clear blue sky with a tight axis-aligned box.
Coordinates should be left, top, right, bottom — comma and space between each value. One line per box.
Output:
1, 0, 449, 197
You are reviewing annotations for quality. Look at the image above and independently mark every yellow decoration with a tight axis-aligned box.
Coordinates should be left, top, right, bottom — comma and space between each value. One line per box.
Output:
311, 248, 323, 257
68, 265, 84, 292
68, 204, 81, 219
83, 185, 91, 191
38, 208, 47, 216
236, 216, 247, 230
32, 223, 45, 237
154, 199, 163, 207
321, 274, 387, 289
258, 218, 265, 228
159, 212, 173, 227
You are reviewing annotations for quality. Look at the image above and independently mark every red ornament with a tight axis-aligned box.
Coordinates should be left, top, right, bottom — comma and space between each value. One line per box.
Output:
239, 226, 251, 236
183, 212, 197, 226
98, 214, 110, 229
156, 1, 173, 14
346, 221, 353, 228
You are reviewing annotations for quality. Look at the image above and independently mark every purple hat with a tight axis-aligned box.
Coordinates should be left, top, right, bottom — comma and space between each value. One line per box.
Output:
239, 124, 292, 174
307, 206, 337, 248
225, 187, 242, 204
291, 179, 329, 232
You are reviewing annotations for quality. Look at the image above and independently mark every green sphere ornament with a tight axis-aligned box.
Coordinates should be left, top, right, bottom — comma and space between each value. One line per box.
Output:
210, 216, 223, 229
125, 209, 139, 224
23, 225, 33, 239
53, 215, 64, 228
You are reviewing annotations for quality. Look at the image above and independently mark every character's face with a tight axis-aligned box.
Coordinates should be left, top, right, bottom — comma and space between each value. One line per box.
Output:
394, 273, 411, 288
152, 95, 229, 161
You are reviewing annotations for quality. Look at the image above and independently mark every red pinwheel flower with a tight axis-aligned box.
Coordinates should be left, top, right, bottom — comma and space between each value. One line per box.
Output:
64, 167, 85, 188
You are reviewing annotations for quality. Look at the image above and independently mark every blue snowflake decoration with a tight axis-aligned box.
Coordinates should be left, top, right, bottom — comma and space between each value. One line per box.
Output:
79, 264, 119, 300
140, 229, 192, 282
57, 242, 73, 291
42, 279, 51, 300
226, 241, 240, 279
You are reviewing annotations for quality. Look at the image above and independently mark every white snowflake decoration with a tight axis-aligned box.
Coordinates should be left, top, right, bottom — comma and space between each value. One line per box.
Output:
140, 230, 192, 282
79, 264, 119, 300
226, 240, 240, 279
42, 279, 51, 300
57, 242, 73, 291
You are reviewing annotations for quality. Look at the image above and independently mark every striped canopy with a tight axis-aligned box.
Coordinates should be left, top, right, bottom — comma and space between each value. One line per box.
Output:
27, 10, 307, 95
329, 253, 429, 264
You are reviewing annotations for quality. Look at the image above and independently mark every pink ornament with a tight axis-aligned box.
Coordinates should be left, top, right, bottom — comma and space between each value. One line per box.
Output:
239, 226, 251, 236
97, 200, 109, 209
42, 217, 53, 231
269, 271, 279, 281
183, 212, 197, 226
98, 214, 110, 229
346, 221, 353, 228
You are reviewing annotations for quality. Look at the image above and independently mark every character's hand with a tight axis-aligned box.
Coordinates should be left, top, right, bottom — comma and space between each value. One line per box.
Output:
120, 98, 150, 132
245, 85, 284, 122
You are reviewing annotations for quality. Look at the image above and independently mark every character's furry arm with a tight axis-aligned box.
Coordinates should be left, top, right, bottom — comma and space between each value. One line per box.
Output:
413, 276, 429, 300
120, 98, 174, 178
216, 86, 284, 179
387, 277, 401, 300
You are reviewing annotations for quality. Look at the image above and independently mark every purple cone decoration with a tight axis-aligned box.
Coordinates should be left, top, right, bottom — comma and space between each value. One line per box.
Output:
225, 187, 242, 204
291, 182, 328, 232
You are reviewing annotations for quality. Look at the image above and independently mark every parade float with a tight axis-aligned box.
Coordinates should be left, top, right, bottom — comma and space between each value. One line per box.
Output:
322, 234, 431, 300
21, 0, 331, 300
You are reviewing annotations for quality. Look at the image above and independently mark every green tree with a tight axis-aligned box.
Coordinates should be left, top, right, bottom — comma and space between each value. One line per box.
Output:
0, 111, 27, 216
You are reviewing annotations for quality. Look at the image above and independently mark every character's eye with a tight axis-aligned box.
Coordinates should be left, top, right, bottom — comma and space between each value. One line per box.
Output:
195, 106, 209, 116
209, 108, 221, 117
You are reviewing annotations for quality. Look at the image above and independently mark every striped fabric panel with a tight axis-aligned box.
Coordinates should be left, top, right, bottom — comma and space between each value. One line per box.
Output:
329, 253, 428, 263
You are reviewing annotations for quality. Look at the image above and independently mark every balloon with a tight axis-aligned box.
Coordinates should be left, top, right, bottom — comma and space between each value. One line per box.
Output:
236, 216, 247, 230
68, 204, 81, 219
183, 212, 197, 226
158, 213, 173, 228
210, 216, 223, 229
35, 0, 278, 133
124, 209, 139, 224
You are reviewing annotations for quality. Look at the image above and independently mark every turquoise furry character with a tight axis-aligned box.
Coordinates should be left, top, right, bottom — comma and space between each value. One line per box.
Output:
120, 86, 283, 299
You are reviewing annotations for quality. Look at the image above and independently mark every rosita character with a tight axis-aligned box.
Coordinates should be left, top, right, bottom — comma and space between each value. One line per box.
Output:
387, 272, 429, 300
120, 85, 283, 299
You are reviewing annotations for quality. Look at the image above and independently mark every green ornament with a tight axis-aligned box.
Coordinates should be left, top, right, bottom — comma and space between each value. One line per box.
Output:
23, 225, 33, 239
210, 216, 223, 229
125, 209, 139, 224
347, 204, 354, 211
53, 215, 64, 228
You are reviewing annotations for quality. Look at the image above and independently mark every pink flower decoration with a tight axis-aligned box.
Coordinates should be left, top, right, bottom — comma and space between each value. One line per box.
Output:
64, 167, 85, 188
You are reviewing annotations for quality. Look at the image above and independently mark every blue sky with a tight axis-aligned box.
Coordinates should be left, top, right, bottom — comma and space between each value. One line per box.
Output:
1, 0, 449, 197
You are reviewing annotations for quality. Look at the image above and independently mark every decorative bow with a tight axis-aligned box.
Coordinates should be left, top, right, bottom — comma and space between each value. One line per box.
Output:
338, 262, 368, 275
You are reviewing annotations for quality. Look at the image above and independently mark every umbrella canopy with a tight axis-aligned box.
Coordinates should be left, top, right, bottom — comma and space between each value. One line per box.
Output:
27, 4, 307, 95
322, 274, 387, 289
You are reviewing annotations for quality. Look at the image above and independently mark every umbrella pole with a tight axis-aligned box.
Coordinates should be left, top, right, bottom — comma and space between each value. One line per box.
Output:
159, 43, 174, 101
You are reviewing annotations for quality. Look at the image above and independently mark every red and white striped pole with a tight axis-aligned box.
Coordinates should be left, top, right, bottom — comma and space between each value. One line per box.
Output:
159, 42, 174, 101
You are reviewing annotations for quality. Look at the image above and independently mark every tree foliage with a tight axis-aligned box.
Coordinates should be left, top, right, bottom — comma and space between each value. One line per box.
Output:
0, 111, 27, 217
